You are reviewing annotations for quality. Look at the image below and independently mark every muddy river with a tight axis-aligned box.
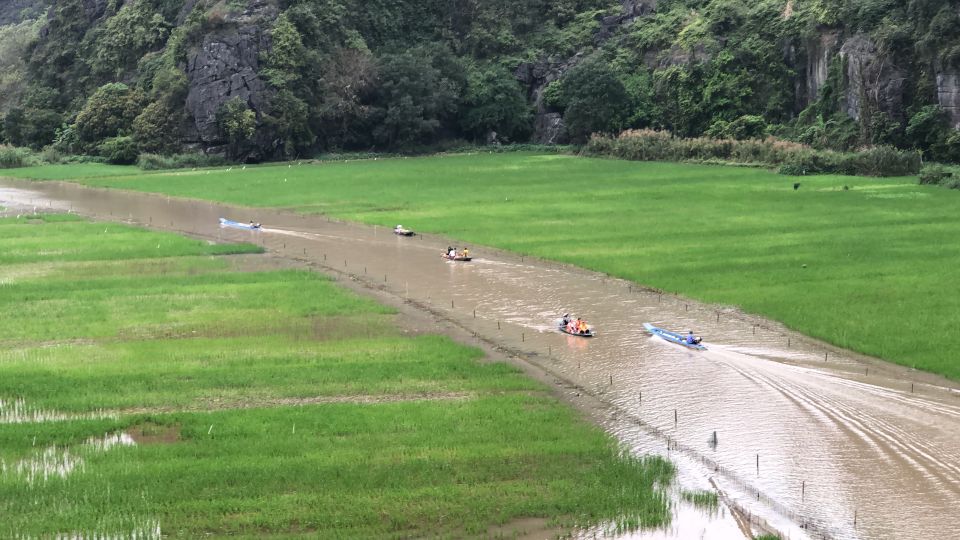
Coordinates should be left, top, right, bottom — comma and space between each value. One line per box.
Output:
3, 179, 959, 539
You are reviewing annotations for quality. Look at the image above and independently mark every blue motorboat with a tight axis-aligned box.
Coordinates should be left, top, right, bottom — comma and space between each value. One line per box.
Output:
643, 323, 706, 350
219, 218, 261, 230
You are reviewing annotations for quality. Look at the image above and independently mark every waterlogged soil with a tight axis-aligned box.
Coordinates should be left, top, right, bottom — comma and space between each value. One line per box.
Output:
4, 181, 960, 539
126, 423, 181, 445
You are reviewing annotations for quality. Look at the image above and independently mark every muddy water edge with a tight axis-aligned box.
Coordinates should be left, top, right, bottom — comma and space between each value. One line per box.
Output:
4, 180, 960, 540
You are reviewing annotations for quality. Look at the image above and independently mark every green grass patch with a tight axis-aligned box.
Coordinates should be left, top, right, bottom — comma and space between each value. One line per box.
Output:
0, 163, 139, 180
0, 213, 673, 537
15, 153, 957, 378
680, 489, 719, 509
1, 401, 672, 538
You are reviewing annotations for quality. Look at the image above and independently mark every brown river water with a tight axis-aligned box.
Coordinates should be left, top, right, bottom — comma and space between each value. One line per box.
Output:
3, 179, 960, 539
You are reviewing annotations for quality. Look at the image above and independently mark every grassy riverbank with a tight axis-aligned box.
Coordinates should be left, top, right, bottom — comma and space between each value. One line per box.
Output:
5, 153, 955, 379
0, 214, 672, 538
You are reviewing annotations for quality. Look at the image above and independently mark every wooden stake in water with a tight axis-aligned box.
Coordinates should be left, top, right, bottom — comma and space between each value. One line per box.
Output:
756, 454, 759, 474
802, 480, 806, 501
674, 409, 677, 425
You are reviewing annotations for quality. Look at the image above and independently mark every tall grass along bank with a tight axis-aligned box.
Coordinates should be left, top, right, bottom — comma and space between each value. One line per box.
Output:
583, 129, 921, 177
0, 214, 672, 538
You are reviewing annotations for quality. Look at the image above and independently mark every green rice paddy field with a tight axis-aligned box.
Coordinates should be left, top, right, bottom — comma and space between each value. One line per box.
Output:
5, 153, 957, 378
0, 214, 672, 538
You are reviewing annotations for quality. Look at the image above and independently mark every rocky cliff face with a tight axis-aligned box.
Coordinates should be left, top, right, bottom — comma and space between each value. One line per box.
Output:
803, 30, 839, 106
839, 35, 907, 122
515, 57, 581, 144
937, 70, 960, 129
183, 0, 276, 157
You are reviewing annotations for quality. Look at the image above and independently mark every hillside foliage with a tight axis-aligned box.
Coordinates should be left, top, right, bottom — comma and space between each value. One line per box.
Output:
0, 0, 958, 164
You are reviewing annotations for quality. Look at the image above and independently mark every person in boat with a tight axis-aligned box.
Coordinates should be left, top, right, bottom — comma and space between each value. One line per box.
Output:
462, 247, 469, 258
685, 331, 702, 345
395, 224, 405, 234
448, 247, 458, 258
577, 318, 589, 334
560, 313, 571, 328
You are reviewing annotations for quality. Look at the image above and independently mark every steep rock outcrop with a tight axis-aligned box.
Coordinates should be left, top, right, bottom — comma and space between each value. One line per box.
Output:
597, 0, 656, 41
804, 30, 840, 106
839, 35, 906, 121
937, 70, 960, 129
183, 0, 276, 156
520, 0, 656, 143
515, 55, 583, 144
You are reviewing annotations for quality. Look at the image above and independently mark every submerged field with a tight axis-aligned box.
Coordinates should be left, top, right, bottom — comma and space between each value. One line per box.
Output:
5, 153, 956, 379
0, 214, 672, 538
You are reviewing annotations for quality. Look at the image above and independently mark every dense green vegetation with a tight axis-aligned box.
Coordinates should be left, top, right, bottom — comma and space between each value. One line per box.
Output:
0, 213, 672, 538
584, 129, 921, 177
11, 152, 960, 379
2, 0, 960, 162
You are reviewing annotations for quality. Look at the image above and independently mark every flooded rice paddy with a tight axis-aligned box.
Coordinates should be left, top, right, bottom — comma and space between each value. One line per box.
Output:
3, 180, 960, 539
2, 431, 134, 486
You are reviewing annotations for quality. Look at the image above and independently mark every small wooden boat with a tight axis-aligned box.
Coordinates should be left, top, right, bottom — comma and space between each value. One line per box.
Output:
393, 226, 415, 236
643, 323, 705, 350
557, 317, 595, 337
441, 253, 472, 261
219, 218, 261, 230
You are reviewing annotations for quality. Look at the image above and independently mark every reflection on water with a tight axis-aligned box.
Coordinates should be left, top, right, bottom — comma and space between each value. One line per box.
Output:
0, 398, 118, 424
3, 432, 135, 486
12, 520, 161, 540
3, 180, 960, 539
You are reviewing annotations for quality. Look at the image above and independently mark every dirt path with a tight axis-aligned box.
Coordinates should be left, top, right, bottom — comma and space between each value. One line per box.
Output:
4, 179, 960, 539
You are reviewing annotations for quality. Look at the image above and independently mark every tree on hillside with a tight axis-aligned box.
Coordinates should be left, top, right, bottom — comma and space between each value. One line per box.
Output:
132, 100, 184, 154
261, 13, 314, 157
554, 58, 628, 143
316, 47, 378, 149
460, 63, 532, 142
217, 97, 256, 159
372, 48, 461, 148
74, 83, 142, 146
